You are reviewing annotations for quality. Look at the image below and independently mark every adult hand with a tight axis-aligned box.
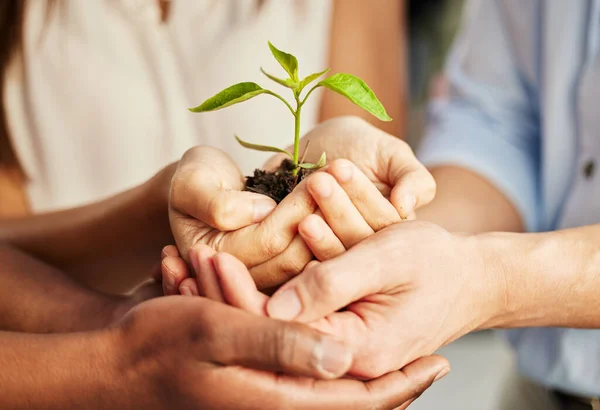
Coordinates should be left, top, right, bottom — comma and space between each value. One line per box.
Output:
168, 146, 318, 290
264, 116, 436, 218
107, 296, 450, 410
265, 221, 503, 378
165, 159, 407, 295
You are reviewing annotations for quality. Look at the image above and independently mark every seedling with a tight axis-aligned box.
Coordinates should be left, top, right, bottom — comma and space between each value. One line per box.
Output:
189, 41, 391, 202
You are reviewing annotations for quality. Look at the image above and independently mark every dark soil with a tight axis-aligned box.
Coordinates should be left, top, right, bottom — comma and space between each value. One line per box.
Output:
244, 159, 311, 203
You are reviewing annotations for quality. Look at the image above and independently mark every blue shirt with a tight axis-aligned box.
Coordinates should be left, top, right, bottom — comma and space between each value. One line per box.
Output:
418, 0, 600, 397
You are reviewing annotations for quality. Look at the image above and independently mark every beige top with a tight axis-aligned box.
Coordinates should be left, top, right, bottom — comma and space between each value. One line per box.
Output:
4, 0, 332, 212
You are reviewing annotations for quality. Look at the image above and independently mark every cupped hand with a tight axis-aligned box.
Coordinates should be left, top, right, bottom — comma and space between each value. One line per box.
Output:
264, 116, 436, 218
265, 221, 504, 378
169, 146, 319, 290
164, 159, 406, 295
110, 295, 450, 410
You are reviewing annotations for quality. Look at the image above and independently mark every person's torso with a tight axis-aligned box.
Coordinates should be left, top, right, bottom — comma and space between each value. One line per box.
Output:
4, 0, 332, 212
496, 0, 600, 397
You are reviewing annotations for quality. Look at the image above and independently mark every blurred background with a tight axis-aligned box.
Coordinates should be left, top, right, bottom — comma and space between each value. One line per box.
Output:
0, 1, 514, 408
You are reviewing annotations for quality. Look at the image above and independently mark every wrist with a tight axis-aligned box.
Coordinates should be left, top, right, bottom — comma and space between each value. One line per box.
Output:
139, 162, 178, 243
474, 231, 567, 329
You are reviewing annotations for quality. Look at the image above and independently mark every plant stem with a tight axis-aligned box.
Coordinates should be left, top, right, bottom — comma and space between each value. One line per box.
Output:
266, 91, 295, 116
292, 93, 302, 174
300, 84, 322, 106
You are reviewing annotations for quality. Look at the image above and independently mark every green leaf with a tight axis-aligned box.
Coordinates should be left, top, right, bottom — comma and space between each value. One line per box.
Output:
189, 82, 268, 112
318, 74, 392, 121
268, 41, 299, 81
260, 67, 298, 89
298, 68, 330, 92
235, 135, 293, 158
298, 152, 327, 169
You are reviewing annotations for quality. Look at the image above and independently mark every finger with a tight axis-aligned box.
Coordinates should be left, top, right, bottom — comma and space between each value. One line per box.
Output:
171, 146, 277, 231
298, 213, 345, 261
219, 178, 317, 267
327, 159, 401, 230
266, 236, 387, 322
196, 299, 353, 379
190, 245, 225, 303
179, 278, 199, 297
161, 245, 180, 259
234, 355, 450, 409
161, 256, 190, 296
307, 172, 373, 248
213, 252, 268, 315
379, 141, 436, 219
249, 234, 313, 289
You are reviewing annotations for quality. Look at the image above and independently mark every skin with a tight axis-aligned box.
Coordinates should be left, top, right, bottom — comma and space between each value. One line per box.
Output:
167, 117, 434, 292
322, 0, 405, 137
0, 245, 449, 410
0, 117, 431, 295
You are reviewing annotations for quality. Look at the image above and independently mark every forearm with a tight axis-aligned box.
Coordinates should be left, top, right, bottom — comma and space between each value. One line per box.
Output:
417, 166, 524, 233
0, 245, 130, 333
481, 223, 600, 329
0, 330, 124, 410
0, 164, 176, 293
321, 0, 405, 137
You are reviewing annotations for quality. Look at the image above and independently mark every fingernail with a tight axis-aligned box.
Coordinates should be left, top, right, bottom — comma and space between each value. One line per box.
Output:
401, 193, 417, 215
334, 161, 353, 183
434, 366, 451, 382
253, 197, 277, 222
316, 337, 352, 377
180, 286, 192, 296
266, 288, 302, 320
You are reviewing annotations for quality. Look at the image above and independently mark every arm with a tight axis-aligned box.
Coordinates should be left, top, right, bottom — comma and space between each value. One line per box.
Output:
481, 224, 600, 330
0, 331, 123, 410
417, 166, 523, 233
0, 163, 176, 293
321, 0, 405, 137
415, 0, 540, 233
0, 245, 139, 333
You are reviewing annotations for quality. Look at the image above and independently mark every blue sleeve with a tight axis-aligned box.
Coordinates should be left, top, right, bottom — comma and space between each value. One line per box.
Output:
417, 0, 542, 232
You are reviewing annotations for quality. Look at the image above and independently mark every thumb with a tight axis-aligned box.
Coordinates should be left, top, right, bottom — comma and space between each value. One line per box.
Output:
170, 146, 277, 232
198, 299, 353, 379
265, 240, 383, 323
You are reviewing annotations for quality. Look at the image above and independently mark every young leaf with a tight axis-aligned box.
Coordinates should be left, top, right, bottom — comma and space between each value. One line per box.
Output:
260, 67, 298, 89
189, 82, 268, 112
268, 41, 299, 81
298, 68, 330, 92
298, 152, 326, 169
318, 74, 392, 121
235, 135, 293, 158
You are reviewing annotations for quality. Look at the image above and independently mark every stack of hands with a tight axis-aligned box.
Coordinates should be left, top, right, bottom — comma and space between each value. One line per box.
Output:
109, 117, 508, 409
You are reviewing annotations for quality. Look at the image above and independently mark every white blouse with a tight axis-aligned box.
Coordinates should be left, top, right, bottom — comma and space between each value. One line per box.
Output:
4, 0, 332, 212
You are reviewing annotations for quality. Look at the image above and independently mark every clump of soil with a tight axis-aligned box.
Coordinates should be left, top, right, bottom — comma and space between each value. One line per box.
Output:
245, 159, 311, 203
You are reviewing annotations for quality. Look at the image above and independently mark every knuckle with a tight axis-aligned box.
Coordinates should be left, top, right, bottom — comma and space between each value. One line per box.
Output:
206, 193, 237, 231
261, 230, 289, 259
312, 264, 338, 301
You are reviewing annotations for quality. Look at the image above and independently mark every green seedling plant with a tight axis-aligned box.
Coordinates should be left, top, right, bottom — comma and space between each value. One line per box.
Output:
189, 41, 391, 198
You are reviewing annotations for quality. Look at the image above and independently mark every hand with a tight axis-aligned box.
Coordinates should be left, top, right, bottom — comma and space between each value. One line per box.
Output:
169, 146, 320, 290
164, 159, 406, 295
168, 117, 435, 291
264, 221, 503, 378
264, 116, 436, 218
106, 296, 450, 410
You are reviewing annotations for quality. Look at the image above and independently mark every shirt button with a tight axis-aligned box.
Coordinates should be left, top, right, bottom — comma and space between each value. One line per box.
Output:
583, 160, 596, 180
